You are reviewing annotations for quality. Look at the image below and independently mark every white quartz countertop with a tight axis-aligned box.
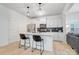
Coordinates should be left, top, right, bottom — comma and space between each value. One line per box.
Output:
26, 32, 54, 36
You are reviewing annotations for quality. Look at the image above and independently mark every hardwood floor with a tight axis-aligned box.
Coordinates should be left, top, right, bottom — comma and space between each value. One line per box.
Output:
0, 41, 77, 55
53, 40, 77, 55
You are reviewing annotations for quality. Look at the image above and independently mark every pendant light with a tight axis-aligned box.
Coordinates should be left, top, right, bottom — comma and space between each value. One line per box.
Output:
27, 6, 30, 16
38, 3, 42, 10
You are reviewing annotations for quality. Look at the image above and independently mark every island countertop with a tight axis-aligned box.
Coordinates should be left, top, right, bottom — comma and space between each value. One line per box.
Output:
26, 32, 54, 36
26, 32, 63, 36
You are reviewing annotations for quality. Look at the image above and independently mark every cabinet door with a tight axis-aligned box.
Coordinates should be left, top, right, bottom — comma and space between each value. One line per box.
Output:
58, 33, 65, 41
47, 16, 63, 27
54, 33, 65, 41
53, 33, 58, 40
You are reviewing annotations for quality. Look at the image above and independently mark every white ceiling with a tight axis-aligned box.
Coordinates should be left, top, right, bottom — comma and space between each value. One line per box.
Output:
68, 3, 79, 13
1, 3, 66, 18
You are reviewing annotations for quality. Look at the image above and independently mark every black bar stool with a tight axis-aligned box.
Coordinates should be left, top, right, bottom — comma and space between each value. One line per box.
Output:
19, 34, 30, 50
32, 35, 44, 55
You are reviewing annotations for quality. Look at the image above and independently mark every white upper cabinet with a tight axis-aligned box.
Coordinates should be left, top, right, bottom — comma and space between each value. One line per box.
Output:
47, 15, 63, 27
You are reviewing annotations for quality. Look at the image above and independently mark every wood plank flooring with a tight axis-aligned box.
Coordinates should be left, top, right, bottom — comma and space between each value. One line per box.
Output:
0, 41, 77, 55
53, 40, 77, 55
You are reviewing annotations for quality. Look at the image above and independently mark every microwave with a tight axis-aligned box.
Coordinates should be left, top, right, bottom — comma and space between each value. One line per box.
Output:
40, 24, 46, 28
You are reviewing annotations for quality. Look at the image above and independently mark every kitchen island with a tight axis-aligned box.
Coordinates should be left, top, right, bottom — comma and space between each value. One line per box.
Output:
26, 32, 53, 52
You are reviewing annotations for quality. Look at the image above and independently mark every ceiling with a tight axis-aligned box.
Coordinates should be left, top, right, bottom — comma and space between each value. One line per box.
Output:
68, 3, 79, 13
1, 3, 66, 18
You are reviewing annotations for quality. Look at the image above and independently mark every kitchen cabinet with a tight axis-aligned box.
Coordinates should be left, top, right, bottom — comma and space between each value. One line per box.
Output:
46, 15, 63, 27
53, 32, 65, 42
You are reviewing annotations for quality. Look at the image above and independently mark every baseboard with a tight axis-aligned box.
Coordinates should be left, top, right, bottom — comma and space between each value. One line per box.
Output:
0, 39, 19, 47
8, 39, 19, 44
0, 42, 8, 47
54, 40, 67, 44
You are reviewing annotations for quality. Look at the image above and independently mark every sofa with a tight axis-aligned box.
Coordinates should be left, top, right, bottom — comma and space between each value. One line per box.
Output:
66, 33, 79, 54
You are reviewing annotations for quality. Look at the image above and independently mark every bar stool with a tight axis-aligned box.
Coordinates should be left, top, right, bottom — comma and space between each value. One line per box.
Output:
19, 34, 30, 50
32, 35, 44, 55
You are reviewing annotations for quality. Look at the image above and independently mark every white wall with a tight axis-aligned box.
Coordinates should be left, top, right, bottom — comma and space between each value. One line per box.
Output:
0, 5, 9, 46
8, 8, 30, 43
0, 5, 30, 46
66, 12, 79, 34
